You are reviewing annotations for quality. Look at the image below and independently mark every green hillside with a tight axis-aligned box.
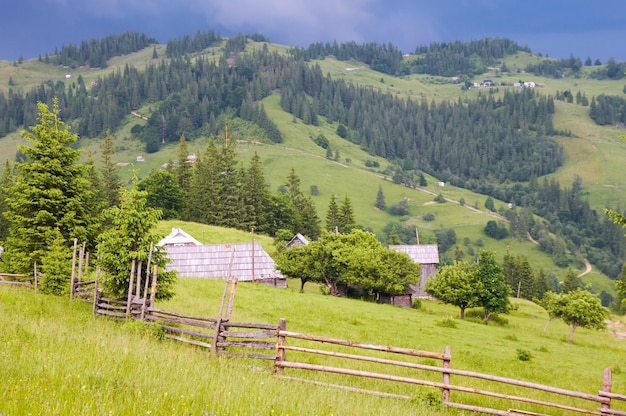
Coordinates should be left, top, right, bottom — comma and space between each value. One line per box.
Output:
0, 38, 625, 296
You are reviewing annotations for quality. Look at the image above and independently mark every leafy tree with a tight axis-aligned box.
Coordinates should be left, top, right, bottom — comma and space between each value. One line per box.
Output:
3, 100, 96, 274
336, 124, 348, 138
546, 289, 608, 343
389, 198, 409, 216
138, 169, 186, 219
426, 261, 481, 319
275, 244, 316, 292
475, 250, 510, 323
97, 177, 176, 300
276, 230, 418, 297
375, 185, 386, 210
484, 196, 496, 212
484, 220, 509, 240
418, 173, 427, 187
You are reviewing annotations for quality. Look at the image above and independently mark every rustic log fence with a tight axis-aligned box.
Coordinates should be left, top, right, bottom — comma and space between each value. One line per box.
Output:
0, 273, 33, 286
63, 253, 626, 416
273, 330, 624, 416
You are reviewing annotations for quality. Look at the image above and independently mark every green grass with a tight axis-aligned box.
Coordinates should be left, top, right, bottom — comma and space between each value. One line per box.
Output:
2, 277, 625, 415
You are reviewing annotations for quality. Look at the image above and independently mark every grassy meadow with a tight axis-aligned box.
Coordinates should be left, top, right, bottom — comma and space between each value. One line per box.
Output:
2, 275, 625, 415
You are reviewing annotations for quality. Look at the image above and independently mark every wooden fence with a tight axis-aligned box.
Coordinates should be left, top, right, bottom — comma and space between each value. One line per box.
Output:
273, 329, 626, 415
72, 261, 624, 416
0, 273, 33, 286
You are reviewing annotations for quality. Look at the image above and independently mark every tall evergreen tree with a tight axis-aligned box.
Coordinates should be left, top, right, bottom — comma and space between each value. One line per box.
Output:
284, 168, 321, 239
97, 175, 176, 300
186, 139, 221, 224
215, 128, 243, 228
242, 152, 271, 233
174, 135, 192, 194
375, 185, 386, 210
326, 194, 340, 232
561, 268, 582, 293
339, 194, 355, 232
100, 130, 121, 208
0, 160, 13, 241
3, 100, 96, 274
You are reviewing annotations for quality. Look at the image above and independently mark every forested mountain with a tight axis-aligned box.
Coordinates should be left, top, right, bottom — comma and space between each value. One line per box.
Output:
1, 32, 626, 285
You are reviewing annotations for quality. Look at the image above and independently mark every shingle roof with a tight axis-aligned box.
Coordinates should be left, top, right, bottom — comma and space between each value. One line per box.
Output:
389, 245, 439, 264
163, 243, 284, 281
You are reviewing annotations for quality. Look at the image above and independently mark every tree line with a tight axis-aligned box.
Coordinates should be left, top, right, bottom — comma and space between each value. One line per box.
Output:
43, 32, 158, 69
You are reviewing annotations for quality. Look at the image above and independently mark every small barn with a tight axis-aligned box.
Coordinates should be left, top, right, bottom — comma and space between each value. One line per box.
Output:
378, 292, 413, 308
389, 244, 439, 298
286, 233, 309, 248
159, 228, 285, 287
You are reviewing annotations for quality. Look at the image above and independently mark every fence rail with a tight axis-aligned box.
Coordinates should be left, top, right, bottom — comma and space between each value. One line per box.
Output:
273, 329, 621, 416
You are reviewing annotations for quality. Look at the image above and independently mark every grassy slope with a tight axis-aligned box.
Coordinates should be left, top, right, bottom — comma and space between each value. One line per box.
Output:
2, 277, 625, 415
0, 44, 624, 293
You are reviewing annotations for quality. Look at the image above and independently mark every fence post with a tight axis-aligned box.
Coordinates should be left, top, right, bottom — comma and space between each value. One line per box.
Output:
70, 238, 78, 299
126, 259, 136, 318
274, 318, 286, 374
33, 262, 38, 293
149, 265, 157, 308
600, 367, 612, 416
442, 346, 451, 403
93, 278, 100, 315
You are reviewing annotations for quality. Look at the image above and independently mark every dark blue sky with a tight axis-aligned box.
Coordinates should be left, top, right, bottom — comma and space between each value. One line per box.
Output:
2, 0, 625, 62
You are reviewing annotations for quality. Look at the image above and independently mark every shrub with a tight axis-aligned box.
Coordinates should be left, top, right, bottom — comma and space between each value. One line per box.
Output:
436, 317, 458, 328
516, 348, 532, 361
412, 298, 422, 309
423, 212, 436, 221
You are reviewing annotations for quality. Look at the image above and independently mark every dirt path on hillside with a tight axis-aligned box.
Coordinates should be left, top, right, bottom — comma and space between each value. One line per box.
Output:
607, 320, 626, 339
577, 259, 592, 277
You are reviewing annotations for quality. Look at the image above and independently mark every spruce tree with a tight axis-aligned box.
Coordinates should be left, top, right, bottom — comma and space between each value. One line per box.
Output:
338, 194, 355, 232
326, 194, 339, 232
242, 152, 271, 233
3, 100, 96, 274
375, 185, 386, 210
97, 176, 176, 300
0, 160, 13, 241
561, 268, 582, 293
100, 130, 121, 208
174, 135, 192, 194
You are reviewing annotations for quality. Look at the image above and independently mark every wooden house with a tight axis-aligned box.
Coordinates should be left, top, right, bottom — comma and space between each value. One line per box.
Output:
389, 244, 439, 298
